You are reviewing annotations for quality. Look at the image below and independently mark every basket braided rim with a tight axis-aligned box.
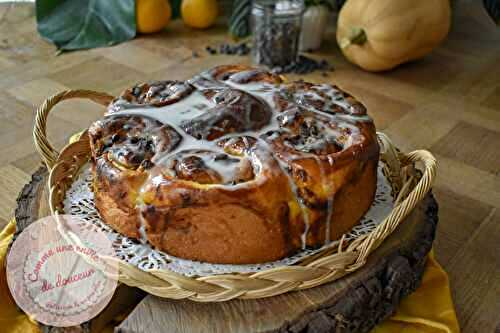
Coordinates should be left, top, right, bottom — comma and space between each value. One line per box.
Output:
34, 89, 437, 302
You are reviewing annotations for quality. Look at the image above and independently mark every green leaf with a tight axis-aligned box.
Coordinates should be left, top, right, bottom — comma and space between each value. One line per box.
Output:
171, 0, 182, 19
229, 0, 251, 38
483, 0, 500, 25
304, 0, 335, 9
36, 0, 136, 51
333, 0, 346, 10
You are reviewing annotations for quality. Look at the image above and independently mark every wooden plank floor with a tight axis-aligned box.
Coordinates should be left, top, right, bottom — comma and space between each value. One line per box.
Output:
0, 2, 499, 332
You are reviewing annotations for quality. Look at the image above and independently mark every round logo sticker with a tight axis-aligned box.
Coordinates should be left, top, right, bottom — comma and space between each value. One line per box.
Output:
6, 215, 118, 327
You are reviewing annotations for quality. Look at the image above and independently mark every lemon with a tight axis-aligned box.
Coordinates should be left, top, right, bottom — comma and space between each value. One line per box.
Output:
181, 0, 218, 29
136, 0, 172, 34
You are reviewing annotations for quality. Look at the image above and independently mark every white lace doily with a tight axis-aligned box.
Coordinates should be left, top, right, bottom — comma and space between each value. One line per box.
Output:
63, 164, 394, 277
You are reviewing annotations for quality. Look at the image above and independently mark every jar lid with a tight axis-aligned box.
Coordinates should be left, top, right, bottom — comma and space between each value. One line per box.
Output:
252, 0, 305, 15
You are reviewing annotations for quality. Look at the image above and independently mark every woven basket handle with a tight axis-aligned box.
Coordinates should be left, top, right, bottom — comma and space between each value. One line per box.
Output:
352, 133, 437, 267
34, 90, 114, 169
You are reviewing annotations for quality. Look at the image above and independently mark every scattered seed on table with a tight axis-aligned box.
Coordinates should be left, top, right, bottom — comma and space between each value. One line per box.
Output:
203, 41, 334, 75
206, 42, 251, 56
205, 46, 217, 55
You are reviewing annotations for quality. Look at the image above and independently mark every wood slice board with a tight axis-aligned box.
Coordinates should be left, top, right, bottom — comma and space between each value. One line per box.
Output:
14, 166, 438, 333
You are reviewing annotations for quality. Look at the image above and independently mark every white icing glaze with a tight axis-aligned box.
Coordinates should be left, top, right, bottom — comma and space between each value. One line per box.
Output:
109, 90, 212, 127
104, 69, 372, 248
256, 139, 311, 249
137, 210, 148, 244
313, 155, 333, 244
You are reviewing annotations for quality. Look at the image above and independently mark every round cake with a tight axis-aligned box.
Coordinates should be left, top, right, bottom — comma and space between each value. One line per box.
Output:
88, 65, 379, 264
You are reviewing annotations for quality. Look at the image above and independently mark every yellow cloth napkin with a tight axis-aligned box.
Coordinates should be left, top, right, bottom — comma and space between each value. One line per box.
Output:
371, 250, 460, 333
0, 219, 39, 333
0, 218, 460, 333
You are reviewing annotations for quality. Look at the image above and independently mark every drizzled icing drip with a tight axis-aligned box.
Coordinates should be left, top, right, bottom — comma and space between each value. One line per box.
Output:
102, 66, 373, 249
313, 155, 333, 244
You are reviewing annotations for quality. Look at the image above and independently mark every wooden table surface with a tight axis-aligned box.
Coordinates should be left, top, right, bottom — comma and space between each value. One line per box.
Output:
0, 2, 499, 332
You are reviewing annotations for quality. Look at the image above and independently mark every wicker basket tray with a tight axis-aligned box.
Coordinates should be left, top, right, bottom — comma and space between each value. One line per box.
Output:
33, 90, 437, 302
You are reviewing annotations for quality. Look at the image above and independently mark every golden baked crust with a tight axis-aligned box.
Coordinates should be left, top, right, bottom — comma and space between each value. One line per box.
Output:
88, 65, 379, 264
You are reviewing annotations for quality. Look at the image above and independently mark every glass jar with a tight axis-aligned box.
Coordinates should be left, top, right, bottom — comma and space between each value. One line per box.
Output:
251, 0, 305, 68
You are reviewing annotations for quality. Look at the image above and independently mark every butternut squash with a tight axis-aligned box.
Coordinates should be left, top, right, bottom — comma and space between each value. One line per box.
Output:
336, 0, 451, 72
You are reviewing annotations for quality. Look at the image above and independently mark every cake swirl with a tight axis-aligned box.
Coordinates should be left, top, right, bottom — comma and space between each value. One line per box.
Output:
89, 65, 379, 264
